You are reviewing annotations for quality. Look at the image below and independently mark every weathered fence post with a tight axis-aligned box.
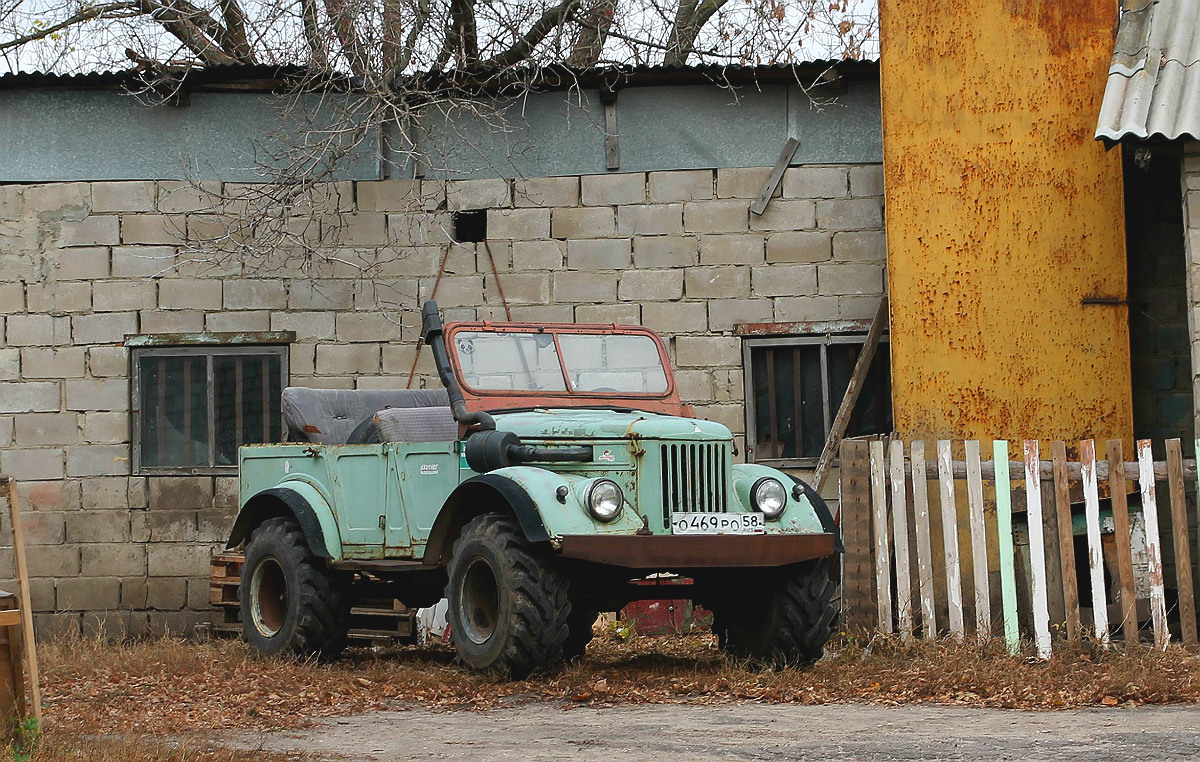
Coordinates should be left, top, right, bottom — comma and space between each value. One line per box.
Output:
1080, 439, 1109, 646
839, 439, 874, 634
994, 439, 1020, 654
910, 441, 937, 639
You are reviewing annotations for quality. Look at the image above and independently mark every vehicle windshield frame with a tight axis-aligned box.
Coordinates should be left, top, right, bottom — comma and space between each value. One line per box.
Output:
445, 323, 676, 401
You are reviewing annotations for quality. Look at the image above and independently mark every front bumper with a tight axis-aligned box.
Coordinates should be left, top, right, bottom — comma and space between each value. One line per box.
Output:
558, 532, 836, 569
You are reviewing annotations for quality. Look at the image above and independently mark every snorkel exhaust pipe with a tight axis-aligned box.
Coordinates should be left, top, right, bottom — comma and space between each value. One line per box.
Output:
422, 300, 496, 431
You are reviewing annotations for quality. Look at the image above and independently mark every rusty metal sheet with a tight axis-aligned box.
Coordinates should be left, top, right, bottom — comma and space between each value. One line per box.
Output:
879, 0, 1132, 443
124, 331, 296, 347
558, 533, 835, 568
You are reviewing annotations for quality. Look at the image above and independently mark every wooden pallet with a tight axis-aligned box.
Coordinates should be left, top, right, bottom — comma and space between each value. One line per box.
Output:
210, 552, 417, 645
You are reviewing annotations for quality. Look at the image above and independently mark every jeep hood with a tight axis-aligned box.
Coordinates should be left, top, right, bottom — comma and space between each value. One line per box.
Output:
491, 409, 731, 441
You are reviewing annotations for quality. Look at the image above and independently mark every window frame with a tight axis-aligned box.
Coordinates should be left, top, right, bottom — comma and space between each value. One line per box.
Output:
130, 343, 290, 476
742, 331, 890, 467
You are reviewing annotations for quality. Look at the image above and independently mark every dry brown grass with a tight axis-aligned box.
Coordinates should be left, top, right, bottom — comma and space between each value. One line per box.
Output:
17, 629, 1200, 761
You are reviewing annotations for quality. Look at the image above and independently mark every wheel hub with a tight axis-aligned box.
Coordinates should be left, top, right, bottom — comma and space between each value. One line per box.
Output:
250, 556, 288, 637
459, 556, 500, 645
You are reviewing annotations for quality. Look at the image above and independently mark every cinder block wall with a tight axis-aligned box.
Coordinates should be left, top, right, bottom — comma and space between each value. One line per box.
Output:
0, 164, 885, 638
1184, 142, 1200, 440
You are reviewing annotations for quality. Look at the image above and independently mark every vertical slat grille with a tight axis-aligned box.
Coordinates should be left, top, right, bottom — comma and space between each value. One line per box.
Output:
660, 442, 730, 525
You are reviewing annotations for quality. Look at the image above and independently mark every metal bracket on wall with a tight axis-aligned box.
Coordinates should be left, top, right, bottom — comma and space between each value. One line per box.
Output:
600, 88, 619, 171
751, 137, 800, 216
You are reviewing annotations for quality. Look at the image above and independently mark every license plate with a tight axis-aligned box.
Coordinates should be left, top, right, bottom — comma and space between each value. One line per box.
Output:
670, 512, 765, 535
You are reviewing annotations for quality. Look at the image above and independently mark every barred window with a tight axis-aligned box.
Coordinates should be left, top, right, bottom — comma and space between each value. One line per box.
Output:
131, 344, 288, 473
743, 334, 891, 464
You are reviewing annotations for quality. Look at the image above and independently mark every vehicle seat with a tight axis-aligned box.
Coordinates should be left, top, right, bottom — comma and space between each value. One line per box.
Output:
372, 407, 458, 443
281, 387, 450, 444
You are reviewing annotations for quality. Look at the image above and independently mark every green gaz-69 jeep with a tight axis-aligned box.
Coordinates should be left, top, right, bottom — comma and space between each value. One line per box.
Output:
227, 300, 841, 677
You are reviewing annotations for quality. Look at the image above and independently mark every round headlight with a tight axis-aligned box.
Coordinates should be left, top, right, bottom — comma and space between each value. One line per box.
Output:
752, 477, 787, 520
586, 479, 624, 522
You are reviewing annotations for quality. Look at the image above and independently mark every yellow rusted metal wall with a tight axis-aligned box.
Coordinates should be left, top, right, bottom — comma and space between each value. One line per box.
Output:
879, 0, 1132, 443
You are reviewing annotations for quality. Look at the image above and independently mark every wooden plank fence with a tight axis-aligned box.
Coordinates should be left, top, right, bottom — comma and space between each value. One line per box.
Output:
838, 437, 1200, 653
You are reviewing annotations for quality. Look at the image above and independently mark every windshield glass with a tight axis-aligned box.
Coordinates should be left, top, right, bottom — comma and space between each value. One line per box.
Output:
453, 330, 668, 394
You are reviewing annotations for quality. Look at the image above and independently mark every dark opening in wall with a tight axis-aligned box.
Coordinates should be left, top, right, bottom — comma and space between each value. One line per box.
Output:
453, 209, 487, 242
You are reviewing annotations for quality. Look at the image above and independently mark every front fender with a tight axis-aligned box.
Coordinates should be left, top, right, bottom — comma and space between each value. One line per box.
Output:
226, 480, 343, 560
486, 465, 645, 537
731, 463, 827, 537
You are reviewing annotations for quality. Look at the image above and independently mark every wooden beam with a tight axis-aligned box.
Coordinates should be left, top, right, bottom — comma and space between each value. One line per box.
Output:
910, 440, 937, 638
1052, 441, 1082, 646
1137, 440, 1170, 649
812, 295, 888, 491
1080, 440, 1109, 646
869, 439, 892, 633
1106, 439, 1138, 641
937, 440, 964, 641
888, 440, 913, 639
1024, 440, 1052, 658
838, 439, 874, 634
2, 477, 41, 726
1166, 439, 1197, 645
750, 137, 800, 215
601, 88, 620, 171
965, 440, 990, 641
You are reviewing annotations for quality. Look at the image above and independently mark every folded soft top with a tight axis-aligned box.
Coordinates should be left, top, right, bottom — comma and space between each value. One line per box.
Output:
281, 387, 451, 444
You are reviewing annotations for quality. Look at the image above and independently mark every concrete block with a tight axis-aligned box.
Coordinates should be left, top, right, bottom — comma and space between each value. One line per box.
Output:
336, 312, 403, 343
617, 270, 684, 301
158, 278, 222, 310
121, 214, 182, 244
0, 349, 18, 381
774, 295, 841, 322
749, 199, 817, 232
447, 179, 511, 210
0, 382, 61, 413
147, 542, 213, 577
92, 182, 157, 213
684, 267, 750, 298
120, 577, 147, 609
648, 170, 714, 202
18, 479, 80, 513
575, 303, 641, 324
675, 369, 714, 402
716, 167, 776, 199
81, 610, 133, 640
849, 165, 885, 197
67, 444, 130, 476
82, 412, 129, 444
386, 213, 454, 247
214, 476, 239, 512
505, 305, 574, 322
551, 207, 616, 239
782, 166, 849, 199
355, 279, 421, 313
149, 476, 214, 511
766, 232, 832, 263
485, 273, 549, 305
139, 309, 202, 333
0, 416, 10, 448
27, 544, 79, 576
6, 313, 54, 346
566, 238, 632, 270
270, 311, 335, 341
289, 344, 315, 376
553, 271, 618, 303
356, 180, 422, 211
223, 280, 287, 310
197, 507, 236, 542
632, 236, 697, 268
816, 198, 884, 231
707, 299, 774, 331
155, 181, 221, 213
675, 336, 743, 367
13, 413, 79, 446
581, 173, 645, 206
34, 613, 82, 640
21, 182, 89, 213
147, 610, 209, 635
327, 213, 388, 246
28, 578, 55, 610
751, 264, 818, 297
316, 343, 381, 374
487, 208, 550, 240
128, 476, 149, 509
699, 234, 765, 265
53, 315, 72, 344
839, 294, 886, 319
512, 240, 565, 270
146, 577, 188, 609
642, 302, 709, 334
19, 509, 67, 545
0, 283, 24, 313
66, 379, 129, 411
514, 176, 580, 208
617, 204, 684, 236
818, 263, 884, 295
833, 230, 886, 262
80, 476, 132, 510
72, 311, 138, 344
416, 275, 484, 308
53, 247, 110, 281
57, 577, 121, 611
21, 347, 86, 379
81, 543, 145, 576
131, 510, 198, 543
692, 403, 743, 433
111, 245, 175, 277
92, 280, 155, 312
683, 200, 749, 234
288, 280, 356, 310
205, 311, 271, 332
61, 216, 119, 246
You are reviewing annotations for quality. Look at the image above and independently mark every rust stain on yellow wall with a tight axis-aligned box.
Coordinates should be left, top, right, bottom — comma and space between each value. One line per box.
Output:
880, 0, 1132, 444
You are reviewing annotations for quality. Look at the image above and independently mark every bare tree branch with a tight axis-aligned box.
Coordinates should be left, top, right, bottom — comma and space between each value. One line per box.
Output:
320, 0, 370, 76
135, 0, 240, 65
480, 0, 576, 70
216, 0, 252, 61
663, 0, 727, 66
449, 0, 478, 65
567, 0, 614, 66
0, 2, 138, 53
299, 0, 328, 69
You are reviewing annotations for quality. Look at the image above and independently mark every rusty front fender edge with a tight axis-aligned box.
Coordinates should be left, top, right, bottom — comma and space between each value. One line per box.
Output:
558, 533, 836, 569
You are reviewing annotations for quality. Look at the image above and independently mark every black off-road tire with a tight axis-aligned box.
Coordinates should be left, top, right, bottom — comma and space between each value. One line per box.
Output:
712, 557, 837, 666
445, 514, 570, 678
563, 608, 598, 661
240, 516, 351, 660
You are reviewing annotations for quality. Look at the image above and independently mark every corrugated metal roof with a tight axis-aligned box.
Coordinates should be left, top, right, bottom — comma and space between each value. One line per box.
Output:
1096, 0, 1200, 141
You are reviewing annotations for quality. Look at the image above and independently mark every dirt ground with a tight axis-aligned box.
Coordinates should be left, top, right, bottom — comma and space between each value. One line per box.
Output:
234, 701, 1200, 761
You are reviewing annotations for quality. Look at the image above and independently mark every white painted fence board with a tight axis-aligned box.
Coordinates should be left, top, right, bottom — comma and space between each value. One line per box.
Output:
1081, 439, 1109, 646
937, 440, 964, 641
965, 440, 990, 641
1024, 440, 1052, 658
910, 440, 937, 639
1137, 439, 1170, 650
889, 440, 913, 640
994, 439, 1020, 654
869, 439, 892, 633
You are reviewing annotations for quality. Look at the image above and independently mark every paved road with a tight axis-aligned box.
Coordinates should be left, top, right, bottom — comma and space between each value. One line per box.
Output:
234, 701, 1200, 761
